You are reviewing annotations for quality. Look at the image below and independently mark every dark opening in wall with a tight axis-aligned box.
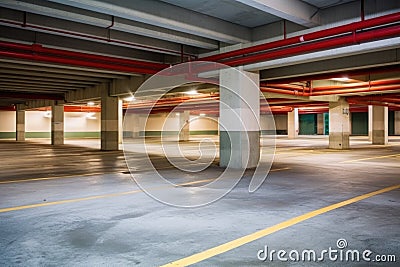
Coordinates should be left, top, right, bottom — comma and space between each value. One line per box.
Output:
351, 112, 368, 136
299, 114, 317, 135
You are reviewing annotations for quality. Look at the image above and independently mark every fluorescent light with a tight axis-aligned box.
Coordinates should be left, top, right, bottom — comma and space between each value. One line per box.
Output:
185, 90, 198, 95
199, 113, 206, 116
331, 77, 350, 82
123, 96, 135, 102
87, 101, 95, 106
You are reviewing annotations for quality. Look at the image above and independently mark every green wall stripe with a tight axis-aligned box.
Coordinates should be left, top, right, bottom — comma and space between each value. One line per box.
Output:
0, 132, 16, 139
65, 132, 100, 138
26, 132, 51, 138
140, 130, 218, 137
0, 132, 100, 139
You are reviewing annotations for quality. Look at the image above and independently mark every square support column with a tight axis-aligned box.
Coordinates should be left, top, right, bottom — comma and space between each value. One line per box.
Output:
371, 106, 388, 145
51, 102, 64, 145
368, 105, 373, 141
219, 68, 260, 169
101, 85, 119, 150
118, 99, 123, 144
129, 113, 142, 138
16, 109, 25, 141
287, 108, 299, 139
329, 98, 350, 149
179, 110, 190, 142
394, 111, 400, 136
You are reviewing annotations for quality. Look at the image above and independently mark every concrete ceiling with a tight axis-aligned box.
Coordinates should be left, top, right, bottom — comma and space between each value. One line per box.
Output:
160, 0, 281, 27
0, 0, 399, 108
301, 0, 357, 9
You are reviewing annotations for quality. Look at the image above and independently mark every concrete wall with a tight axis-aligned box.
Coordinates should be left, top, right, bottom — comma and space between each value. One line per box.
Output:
0, 111, 16, 132
261, 114, 287, 134
0, 110, 101, 138
143, 113, 219, 136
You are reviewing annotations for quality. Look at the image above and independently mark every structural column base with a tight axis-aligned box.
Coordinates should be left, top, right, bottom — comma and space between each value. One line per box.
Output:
329, 132, 349, 149
220, 131, 260, 169
372, 130, 387, 145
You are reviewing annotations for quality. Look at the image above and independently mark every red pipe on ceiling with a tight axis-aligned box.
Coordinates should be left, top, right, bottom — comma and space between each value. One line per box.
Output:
0, 19, 196, 58
63, 106, 101, 112
347, 93, 400, 102
261, 84, 400, 96
347, 99, 400, 108
0, 41, 169, 70
312, 79, 400, 91
201, 12, 400, 62
261, 87, 311, 96
223, 25, 400, 66
264, 65, 400, 84
0, 50, 161, 75
311, 84, 400, 96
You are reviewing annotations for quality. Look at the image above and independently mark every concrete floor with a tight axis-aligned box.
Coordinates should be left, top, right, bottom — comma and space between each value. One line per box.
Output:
0, 136, 399, 266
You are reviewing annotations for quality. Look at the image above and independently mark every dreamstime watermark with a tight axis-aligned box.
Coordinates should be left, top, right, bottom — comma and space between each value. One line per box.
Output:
257, 238, 397, 263
122, 61, 276, 207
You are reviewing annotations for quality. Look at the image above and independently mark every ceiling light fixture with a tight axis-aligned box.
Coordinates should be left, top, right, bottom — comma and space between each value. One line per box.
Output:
87, 101, 95, 106
331, 77, 350, 82
185, 90, 198, 95
123, 96, 135, 102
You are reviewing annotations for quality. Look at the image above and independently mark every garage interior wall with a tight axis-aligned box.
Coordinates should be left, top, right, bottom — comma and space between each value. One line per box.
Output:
0, 111, 101, 138
1, 111, 291, 138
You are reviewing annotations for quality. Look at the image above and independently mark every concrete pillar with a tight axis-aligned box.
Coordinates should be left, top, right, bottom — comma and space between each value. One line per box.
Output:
287, 108, 299, 139
219, 68, 260, 169
179, 110, 190, 142
131, 113, 141, 138
329, 98, 350, 149
368, 105, 373, 141
51, 103, 64, 145
395, 111, 400, 136
101, 85, 119, 150
118, 99, 123, 144
16, 109, 25, 141
317, 113, 324, 135
371, 106, 388, 145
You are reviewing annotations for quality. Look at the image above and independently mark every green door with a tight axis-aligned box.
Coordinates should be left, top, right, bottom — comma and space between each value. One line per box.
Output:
324, 113, 329, 135
389, 110, 395, 136
299, 114, 317, 135
351, 112, 368, 136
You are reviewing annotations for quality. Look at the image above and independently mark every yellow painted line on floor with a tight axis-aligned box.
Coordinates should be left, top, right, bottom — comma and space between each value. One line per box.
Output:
341, 153, 400, 163
0, 164, 290, 185
0, 172, 112, 184
0, 179, 214, 213
160, 184, 400, 267
0, 190, 142, 213
0, 167, 290, 212
269, 167, 290, 172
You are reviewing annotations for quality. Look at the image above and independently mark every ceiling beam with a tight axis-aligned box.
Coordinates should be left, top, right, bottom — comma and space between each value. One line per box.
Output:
0, 79, 88, 88
0, 0, 218, 50
0, 60, 129, 79
0, 74, 99, 86
0, 69, 110, 83
0, 81, 82, 90
0, 91, 64, 100
46, 0, 251, 44
260, 48, 400, 81
0, 86, 69, 93
234, 0, 320, 27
